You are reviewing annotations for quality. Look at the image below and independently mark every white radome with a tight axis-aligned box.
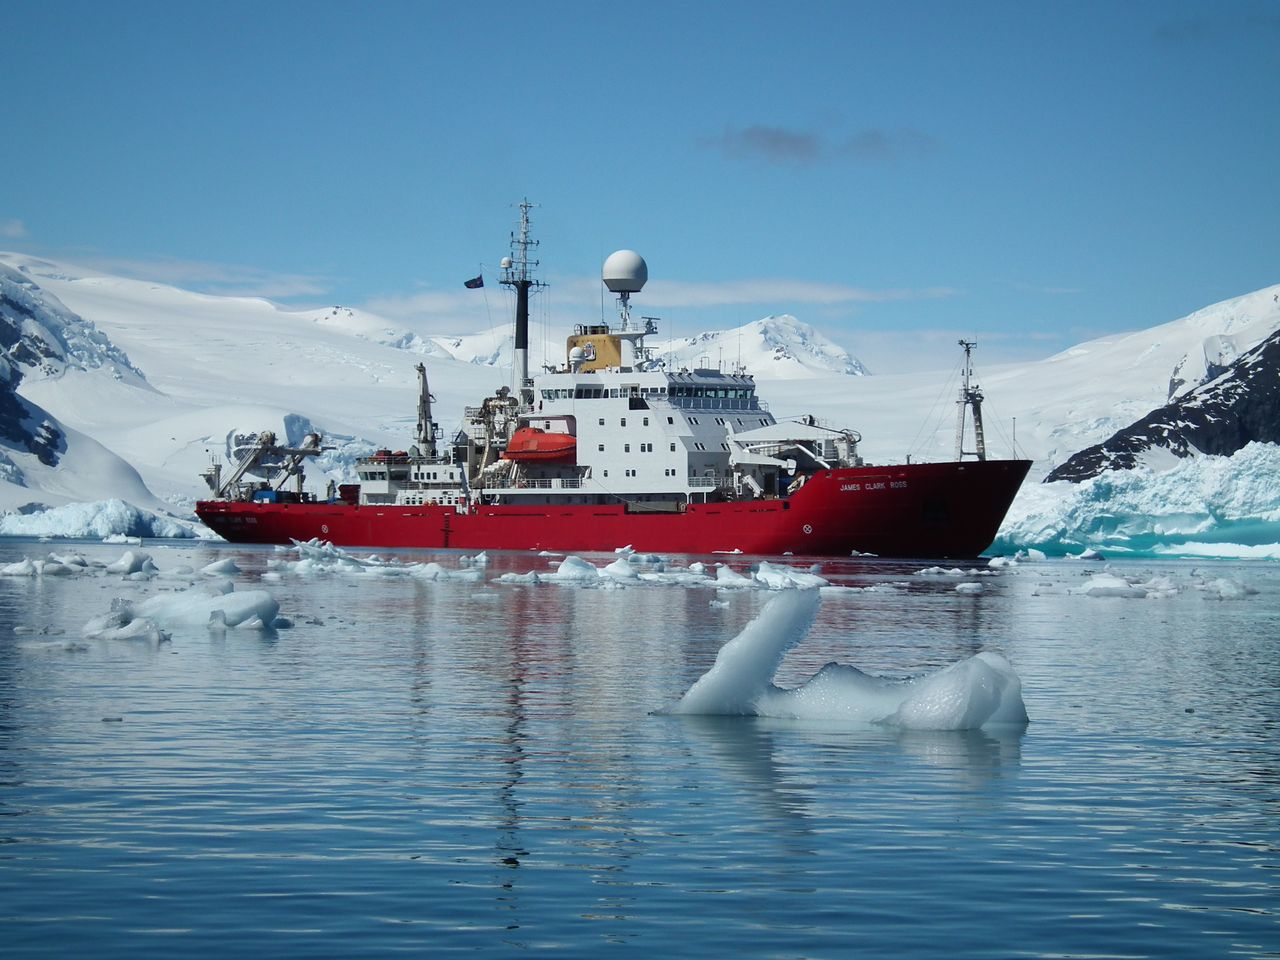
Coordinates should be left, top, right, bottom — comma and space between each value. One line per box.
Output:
602, 249, 648, 293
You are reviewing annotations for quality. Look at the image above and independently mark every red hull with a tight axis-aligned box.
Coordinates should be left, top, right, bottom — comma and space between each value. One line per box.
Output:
196, 460, 1031, 558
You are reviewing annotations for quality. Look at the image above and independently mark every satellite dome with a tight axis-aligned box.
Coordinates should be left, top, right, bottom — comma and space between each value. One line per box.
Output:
602, 250, 648, 294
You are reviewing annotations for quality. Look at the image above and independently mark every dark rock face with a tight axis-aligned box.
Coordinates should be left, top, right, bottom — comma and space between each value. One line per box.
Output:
1047, 329, 1280, 483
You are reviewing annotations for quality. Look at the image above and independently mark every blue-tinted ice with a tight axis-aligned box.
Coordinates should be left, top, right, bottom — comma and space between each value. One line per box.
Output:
669, 588, 1028, 730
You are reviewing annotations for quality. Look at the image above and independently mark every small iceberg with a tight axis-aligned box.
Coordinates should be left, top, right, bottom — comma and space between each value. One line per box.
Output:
665, 589, 1028, 731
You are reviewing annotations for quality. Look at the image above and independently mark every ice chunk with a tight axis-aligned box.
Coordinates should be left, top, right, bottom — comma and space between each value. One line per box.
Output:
1, 558, 39, 577
1070, 573, 1152, 598
955, 582, 984, 594
201, 558, 241, 577
754, 561, 828, 590
496, 571, 542, 584
105, 550, 154, 575
667, 591, 1028, 731
888, 652, 1028, 728
551, 556, 602, 581
601, 556, 640, 580
133, 583, 280, 629
669, 589, 822, 715
1196, 577, 1259, 600
714, 564, 754, 587
83, 600, 170, 642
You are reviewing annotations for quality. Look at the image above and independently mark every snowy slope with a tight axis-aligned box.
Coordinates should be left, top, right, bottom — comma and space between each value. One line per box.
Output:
1046, 328, 1280, 481
652, 315, 869, 378
0, 250, 1276, 555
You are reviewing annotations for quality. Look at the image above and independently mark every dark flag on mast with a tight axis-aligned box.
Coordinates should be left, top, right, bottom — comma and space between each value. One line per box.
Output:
463, 275, 484, 289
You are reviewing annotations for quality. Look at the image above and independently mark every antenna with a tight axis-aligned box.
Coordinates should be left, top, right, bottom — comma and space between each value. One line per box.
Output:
499, 199, 545, 408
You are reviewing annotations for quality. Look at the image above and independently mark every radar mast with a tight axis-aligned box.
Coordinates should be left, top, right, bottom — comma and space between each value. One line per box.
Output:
955, 340, 987, 461
500, 199, 545, 408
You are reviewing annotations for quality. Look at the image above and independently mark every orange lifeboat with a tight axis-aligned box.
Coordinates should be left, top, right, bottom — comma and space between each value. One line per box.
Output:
501, 426, 577, 463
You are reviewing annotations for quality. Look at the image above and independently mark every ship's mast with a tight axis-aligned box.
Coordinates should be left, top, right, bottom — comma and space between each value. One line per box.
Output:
500, 199, 545, 409
415, 362, 438, 459
955, 339, 987, 461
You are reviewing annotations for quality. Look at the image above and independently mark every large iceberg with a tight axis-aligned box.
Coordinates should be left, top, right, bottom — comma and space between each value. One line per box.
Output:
995, 442, 1280, 558
666, 589, 1028, 731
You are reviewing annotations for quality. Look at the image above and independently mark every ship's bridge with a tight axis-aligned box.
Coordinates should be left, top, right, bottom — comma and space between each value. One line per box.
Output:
536, 369, 763, 412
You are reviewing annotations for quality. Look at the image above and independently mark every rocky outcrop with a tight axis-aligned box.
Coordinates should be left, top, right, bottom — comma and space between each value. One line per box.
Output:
1047, 328, 1280, 482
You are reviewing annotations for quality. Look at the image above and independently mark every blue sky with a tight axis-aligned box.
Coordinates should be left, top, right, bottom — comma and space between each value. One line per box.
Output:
5, 0, 1278, 372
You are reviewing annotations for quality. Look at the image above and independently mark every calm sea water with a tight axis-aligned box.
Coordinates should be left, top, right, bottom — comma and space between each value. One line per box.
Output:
0, 539, 1276, 959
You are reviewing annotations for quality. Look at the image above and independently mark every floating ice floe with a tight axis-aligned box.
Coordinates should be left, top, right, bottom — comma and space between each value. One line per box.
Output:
264, 538, 483, 581
104, 550, 158, 577
83, 601, 171, 642
1194, 577, 1259, 600
84, 581, 282, 637
918, 565, 995, 578
523, 555, 832, 591
753, 560, 828, 590
665, 589, 1028, 731
714, 564, 753, 587
1068, 572, 1181, 599
201, 558, 241, 577
918, 566, 967, 577
955, 582, 984, 594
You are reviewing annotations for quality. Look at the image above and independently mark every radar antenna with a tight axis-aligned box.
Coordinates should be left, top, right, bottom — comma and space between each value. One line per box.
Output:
602, 249, 648, 332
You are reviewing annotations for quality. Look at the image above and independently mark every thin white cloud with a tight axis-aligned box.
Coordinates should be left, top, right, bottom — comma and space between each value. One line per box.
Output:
365, 274, 958, 335
642, 278, 957, 309
1, 218, 27, 239
552, 274, 955, 309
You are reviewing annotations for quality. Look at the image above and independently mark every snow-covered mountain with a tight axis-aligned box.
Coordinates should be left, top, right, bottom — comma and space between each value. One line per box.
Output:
1047, 327, 1280, 482
657, 315, 869, 378
0, 249, 1276, 555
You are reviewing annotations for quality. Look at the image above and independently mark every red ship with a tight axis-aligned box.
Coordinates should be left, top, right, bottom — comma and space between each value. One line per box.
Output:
196, 203, 1030, 558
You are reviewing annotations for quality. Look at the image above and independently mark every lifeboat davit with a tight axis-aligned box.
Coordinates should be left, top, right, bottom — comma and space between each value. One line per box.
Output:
501, 426, 577, 463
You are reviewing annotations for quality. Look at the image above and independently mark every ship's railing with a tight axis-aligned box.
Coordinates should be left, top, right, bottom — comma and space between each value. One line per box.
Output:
656, 397, 767, 412
480, 477, 586, 491
476, 475, 731, 492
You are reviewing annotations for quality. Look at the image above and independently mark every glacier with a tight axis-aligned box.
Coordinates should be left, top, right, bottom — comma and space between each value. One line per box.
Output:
992, 442, 1280, 558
